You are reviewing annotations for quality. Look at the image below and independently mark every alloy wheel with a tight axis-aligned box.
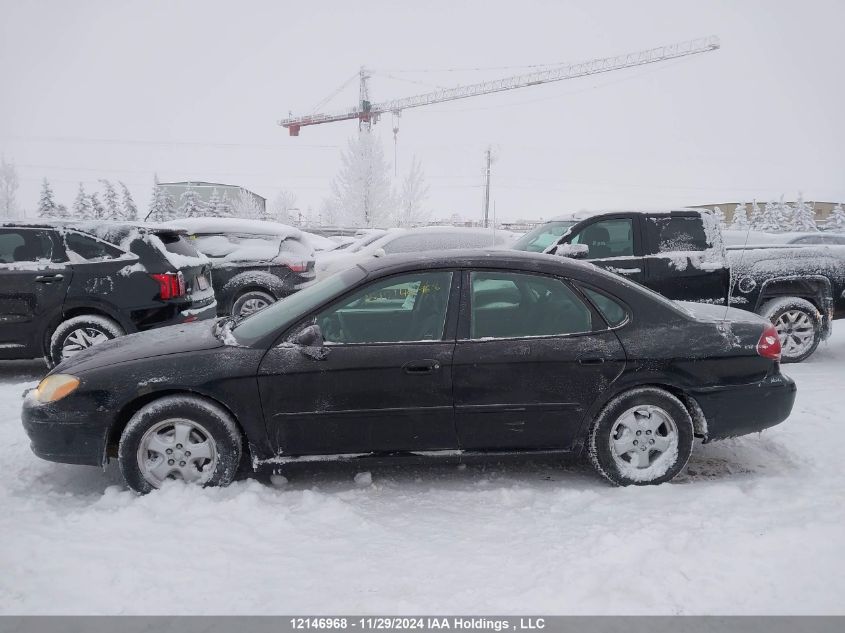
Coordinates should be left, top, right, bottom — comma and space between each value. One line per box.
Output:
609, 405, 679, 477
136, 418, 219, 488
238, 297, 270, 317
61, 327, 111, 359
774, 310, 815, 358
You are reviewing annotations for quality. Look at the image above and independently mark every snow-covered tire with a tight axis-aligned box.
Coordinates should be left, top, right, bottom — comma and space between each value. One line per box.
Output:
232, 290, 276, 318
758, 297, 821, 363
118, 395, 242, 494
587, 387, 694, 486
48, 314, 124, 367
220, 271, 284, 315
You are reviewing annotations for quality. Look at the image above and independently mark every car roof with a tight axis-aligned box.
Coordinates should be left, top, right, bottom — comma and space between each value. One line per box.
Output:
1, 219, 180, 234
547, 208, 704, 222
163, 217, 304, 240
357, 248, 606, 281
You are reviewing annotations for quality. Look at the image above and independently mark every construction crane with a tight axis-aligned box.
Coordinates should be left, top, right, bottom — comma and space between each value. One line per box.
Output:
278, 36, 719, 136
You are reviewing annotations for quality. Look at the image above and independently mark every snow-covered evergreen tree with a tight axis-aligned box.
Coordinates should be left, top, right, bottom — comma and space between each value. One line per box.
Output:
233, 190, 262, 219
825, 203, 845, 231
71, 183, 91, 219
397, 155, 430, 227
776, 195, 793, 229
178, 187, 205, 218
119, 182, 138, 220
760, 200, 780, 231
748, 200, 763, 229
99, 180, 120, 219
730, 203, 749, 229
147, 177, 176, 222
325, 130, 396, 227
270, 189, 297, 224
790, 192, 817, 231
37, 178, 57, 218
217, 191, 234, 217
54, 203, 69, 219
711, 206, 725, 227
206, 188, 222, 218
89, 192, 105, 219
0, 156, 19, 218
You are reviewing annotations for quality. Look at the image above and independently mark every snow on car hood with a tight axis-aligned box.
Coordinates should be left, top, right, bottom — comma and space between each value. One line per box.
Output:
52, 321, 224, 375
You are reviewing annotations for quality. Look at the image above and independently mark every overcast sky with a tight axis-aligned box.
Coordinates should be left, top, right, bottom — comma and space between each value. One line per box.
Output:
1, 0, 843, 222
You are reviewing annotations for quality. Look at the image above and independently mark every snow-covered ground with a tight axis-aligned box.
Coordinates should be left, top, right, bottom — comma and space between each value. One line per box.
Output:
1, 332, 843, 615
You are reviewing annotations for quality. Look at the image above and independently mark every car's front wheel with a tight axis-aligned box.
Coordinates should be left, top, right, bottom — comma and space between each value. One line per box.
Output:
118, 395, 242, 494
48, 314, 124, 367
232, 290, 276, 319
587, 387, 694, 486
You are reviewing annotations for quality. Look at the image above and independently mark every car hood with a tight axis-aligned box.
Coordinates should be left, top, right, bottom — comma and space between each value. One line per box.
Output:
52, 321, 225, 375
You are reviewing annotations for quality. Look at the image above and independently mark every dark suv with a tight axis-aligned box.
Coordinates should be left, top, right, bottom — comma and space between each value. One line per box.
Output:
0, 221, 216, 366
166, 218, 316, 317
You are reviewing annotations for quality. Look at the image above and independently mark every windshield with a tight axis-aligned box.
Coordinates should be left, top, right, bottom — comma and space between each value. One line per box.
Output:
348, 231, 387, 253
231, 266, 367, 345
512, 221, 576, 252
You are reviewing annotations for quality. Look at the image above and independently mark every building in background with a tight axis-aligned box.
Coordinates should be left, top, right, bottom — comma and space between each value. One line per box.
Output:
688, 200, 841, 224
158, 181, 266, 216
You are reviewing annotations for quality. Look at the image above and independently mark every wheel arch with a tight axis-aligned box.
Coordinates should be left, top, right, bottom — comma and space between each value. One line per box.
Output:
576, 380, 706, 451
42, 305, 127, 359
106, 389, 255, 469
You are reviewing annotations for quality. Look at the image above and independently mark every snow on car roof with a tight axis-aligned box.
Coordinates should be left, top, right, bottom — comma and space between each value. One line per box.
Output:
548, 208, 705, 222
164, 217, 304, 240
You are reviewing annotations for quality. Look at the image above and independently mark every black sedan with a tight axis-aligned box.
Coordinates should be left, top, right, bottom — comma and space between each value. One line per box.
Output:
22, 250, 796, 492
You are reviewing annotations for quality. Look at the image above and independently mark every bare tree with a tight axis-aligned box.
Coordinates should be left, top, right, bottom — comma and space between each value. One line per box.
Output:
325, 130, 396, 227
0, 156, 20, 218
270, 189, 298, 224
397, 155, 430, 227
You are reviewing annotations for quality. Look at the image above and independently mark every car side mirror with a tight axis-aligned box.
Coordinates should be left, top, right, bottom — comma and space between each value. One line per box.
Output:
555, 243, 589, 259
294, 324, 330, 360
372, 247, 387, 258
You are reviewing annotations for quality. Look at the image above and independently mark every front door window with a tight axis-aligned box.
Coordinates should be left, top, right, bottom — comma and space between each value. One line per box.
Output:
316, 271, 452, 344
571, 219, 634, 258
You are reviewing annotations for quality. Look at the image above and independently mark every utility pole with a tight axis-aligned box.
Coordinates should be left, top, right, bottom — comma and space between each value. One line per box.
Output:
482, 147, 492, 228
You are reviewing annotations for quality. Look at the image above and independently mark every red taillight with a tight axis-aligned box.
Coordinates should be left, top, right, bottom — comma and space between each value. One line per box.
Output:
150, 272, 186, 300
287, 262, 308, 273
757, 324, 782, 361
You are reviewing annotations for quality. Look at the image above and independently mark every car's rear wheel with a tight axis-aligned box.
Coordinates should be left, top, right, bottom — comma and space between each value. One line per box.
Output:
232, 290, 275, 318
118, 395, 242, 494
587, 387, 694, 486
759, 297, 821, 363
48, 314, 124, 367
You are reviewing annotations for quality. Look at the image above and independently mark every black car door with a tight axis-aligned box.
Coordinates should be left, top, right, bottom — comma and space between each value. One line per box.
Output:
565, 216, 646, 285
453, 270, 626, 451
256, 270, 460, 456
0, 228, 70, 358
641, 213, 729, 304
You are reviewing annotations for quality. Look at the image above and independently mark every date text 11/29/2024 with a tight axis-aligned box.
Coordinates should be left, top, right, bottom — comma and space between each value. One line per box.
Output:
290, 618, 545, 631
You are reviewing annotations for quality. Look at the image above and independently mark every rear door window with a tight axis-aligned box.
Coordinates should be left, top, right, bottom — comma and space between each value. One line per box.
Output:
646, 216, 708, 253
0, 229, 60, 264
469, 271, 595, 339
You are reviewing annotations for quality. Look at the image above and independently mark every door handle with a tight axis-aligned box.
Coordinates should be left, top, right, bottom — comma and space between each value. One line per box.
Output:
578, 357, 606, 365
34, 274, 64, 283
403, 359, 441, 375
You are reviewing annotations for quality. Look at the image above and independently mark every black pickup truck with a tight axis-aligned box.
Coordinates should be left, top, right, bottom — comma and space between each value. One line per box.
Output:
513, 209, 845, 362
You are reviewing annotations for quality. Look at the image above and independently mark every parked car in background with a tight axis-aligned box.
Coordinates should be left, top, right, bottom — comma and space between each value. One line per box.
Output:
315, 226, 517, 279
519, 209, 845, 362
22, 250, 795, 493
165, 218, 316, 318
723, 230, 845, 247
0, 221, 216, 366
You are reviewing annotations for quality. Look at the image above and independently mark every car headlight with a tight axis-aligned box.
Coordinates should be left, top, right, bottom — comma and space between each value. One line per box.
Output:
33, 374, 80, 403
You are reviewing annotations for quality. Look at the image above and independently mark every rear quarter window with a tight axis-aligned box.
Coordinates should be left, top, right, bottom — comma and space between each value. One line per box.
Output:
65, 231, 126, 261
